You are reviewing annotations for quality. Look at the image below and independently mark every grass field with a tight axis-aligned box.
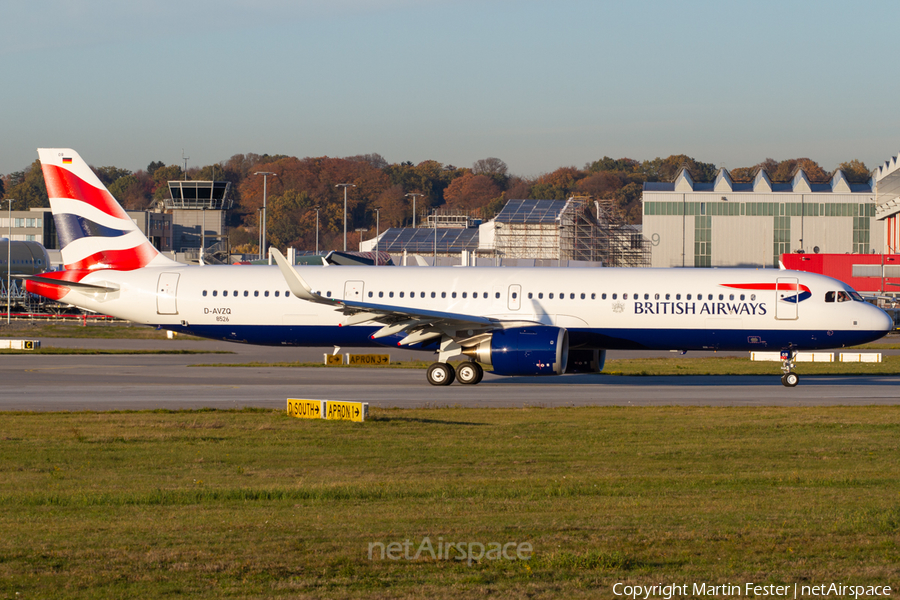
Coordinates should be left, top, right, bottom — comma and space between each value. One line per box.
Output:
1, 407, 898, 599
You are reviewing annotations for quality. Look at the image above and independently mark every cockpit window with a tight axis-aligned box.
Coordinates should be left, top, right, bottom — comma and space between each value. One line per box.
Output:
825, 291, 835, 303
849, 291, 864, 302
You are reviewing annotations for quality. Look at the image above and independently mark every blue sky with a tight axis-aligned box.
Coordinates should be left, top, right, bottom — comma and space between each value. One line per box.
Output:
2, 0, 898, 178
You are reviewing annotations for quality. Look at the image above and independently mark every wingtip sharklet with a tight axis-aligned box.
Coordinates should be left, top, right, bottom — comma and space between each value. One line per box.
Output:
269, 248, 324, 303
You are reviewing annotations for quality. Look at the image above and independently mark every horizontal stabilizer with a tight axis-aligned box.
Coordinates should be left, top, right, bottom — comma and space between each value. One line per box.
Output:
14, 273, 119, 293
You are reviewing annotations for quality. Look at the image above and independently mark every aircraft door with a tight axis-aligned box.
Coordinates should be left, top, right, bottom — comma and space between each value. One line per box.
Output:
775, 277, 799, 320
157, 273, 180, 315
343, 280, 365, 301
508, 284, 522, 311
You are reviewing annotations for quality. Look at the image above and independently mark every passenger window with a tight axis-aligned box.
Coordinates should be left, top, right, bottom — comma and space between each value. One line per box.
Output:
286, 290, 290, 297
611, 293, 616, 300
276, 291, 281, 297
264, 291, 269, 297
452, 292, 457, 298
664, 294, 669, 300
740, 294, 745, 301
600, 293, 605, 299
400, 292, 405, 298
528, 292, 533, 299
512, 292, 518, 299
431, 292, 435, 298
368, 291, 373, 298
233, 290, 238, 297
718, 294, 723, 300
549, 293, 554, 299
421, 292, 426, 298
389, 292, 394, 298
202, 290, 207, 297
538, 293, 543, 299
729, 294, 734, 301
462, 292, 467, 298
254, 291, 259, 297
708, 294, 713, 300
825, 291, 835, 303
441, 292, 446, 298
244, 291, 249, 297
581, 293, 585, 299
223, 290, 228, 297
570, 293, 575, 299
645, 294, 650, 300
623, 293, 628, 300
750, 294, 756, 301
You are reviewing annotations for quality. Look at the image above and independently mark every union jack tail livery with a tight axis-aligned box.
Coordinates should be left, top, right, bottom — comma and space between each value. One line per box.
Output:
37, 148, 178, 272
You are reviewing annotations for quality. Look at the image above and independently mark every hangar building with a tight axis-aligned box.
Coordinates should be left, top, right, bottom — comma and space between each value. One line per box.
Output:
642, 167, 880, 268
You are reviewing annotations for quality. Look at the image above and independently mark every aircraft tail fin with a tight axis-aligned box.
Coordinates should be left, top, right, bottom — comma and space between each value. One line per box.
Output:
37, 148, 178, 271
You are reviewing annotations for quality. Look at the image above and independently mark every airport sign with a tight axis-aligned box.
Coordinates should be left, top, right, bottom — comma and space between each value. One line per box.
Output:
347, 354, 389, 366
287, 399, 325, 419
326, 400, 368, 422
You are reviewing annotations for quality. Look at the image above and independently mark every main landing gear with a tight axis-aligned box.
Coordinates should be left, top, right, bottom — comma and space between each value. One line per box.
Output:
780, 349, 799, 387
426, 361, 484, 386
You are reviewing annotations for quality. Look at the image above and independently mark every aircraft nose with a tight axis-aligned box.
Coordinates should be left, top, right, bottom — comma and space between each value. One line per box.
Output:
869, 304, 894, 333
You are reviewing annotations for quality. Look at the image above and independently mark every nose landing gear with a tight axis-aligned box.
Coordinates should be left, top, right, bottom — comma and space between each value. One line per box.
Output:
780, 349, 799, 387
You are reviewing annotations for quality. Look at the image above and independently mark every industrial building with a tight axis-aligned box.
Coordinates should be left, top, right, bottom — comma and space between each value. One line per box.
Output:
361, 199, 649, 267
642, 167, 880, 269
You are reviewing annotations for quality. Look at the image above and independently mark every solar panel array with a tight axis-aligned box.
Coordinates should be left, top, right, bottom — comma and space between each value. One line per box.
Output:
494, 199, 565, 223
375, 228, 480, 253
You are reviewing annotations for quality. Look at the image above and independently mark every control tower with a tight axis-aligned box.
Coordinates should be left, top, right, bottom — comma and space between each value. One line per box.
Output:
164, 181, 232, 263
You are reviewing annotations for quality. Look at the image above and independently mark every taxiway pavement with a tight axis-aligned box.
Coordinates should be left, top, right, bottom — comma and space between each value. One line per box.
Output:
1, 338, 897, 411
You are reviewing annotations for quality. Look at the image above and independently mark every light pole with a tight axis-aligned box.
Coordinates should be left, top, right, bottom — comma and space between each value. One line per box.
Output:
355, 228, 368, 253
374, 208, 380, 266
4, 199, 13, 324
254, 171, 276, 260
336, 183, 356, 252
405, 192, 423, 229
314, 205, 320, 254
433, 208, 437, 263
200, 206, 205, 264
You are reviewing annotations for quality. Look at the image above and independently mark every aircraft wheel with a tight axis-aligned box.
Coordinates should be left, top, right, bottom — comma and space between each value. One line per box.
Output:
781, 372, 799, 387
427, 362, 455, 386
456, 362, 483, 385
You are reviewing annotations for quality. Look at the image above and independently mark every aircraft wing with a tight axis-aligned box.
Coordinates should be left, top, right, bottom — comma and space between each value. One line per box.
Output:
270, 248, 534, 346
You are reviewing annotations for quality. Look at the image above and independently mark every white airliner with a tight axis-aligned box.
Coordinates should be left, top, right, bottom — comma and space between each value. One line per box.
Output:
23, 149, 893, 387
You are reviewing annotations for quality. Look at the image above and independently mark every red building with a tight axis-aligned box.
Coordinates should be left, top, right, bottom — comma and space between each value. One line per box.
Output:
781, 253, 900, 295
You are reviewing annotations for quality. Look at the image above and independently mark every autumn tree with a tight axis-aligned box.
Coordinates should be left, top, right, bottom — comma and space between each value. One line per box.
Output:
266, 189, 313, 250
472, 157, 509, 187
443, 173, 501, 211
576, 171, 627, 197
642, 155, 716, 183
151, 165, 184, 200
108, 174, 153, 210
838, 160, 871, 184
529, 167, 581, 199
769, 158, 828, 183
3, 160, 48, 209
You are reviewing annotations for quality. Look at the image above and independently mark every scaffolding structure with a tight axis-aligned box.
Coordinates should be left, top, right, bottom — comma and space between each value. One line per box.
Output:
493, 197, 651, 266
558, 196, 650, 267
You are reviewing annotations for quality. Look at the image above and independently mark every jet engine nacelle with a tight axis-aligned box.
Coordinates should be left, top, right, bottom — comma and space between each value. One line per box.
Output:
462, 326, 568, 376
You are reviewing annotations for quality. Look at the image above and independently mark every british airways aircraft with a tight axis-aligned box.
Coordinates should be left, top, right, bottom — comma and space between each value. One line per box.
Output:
23, 149, 892, 387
